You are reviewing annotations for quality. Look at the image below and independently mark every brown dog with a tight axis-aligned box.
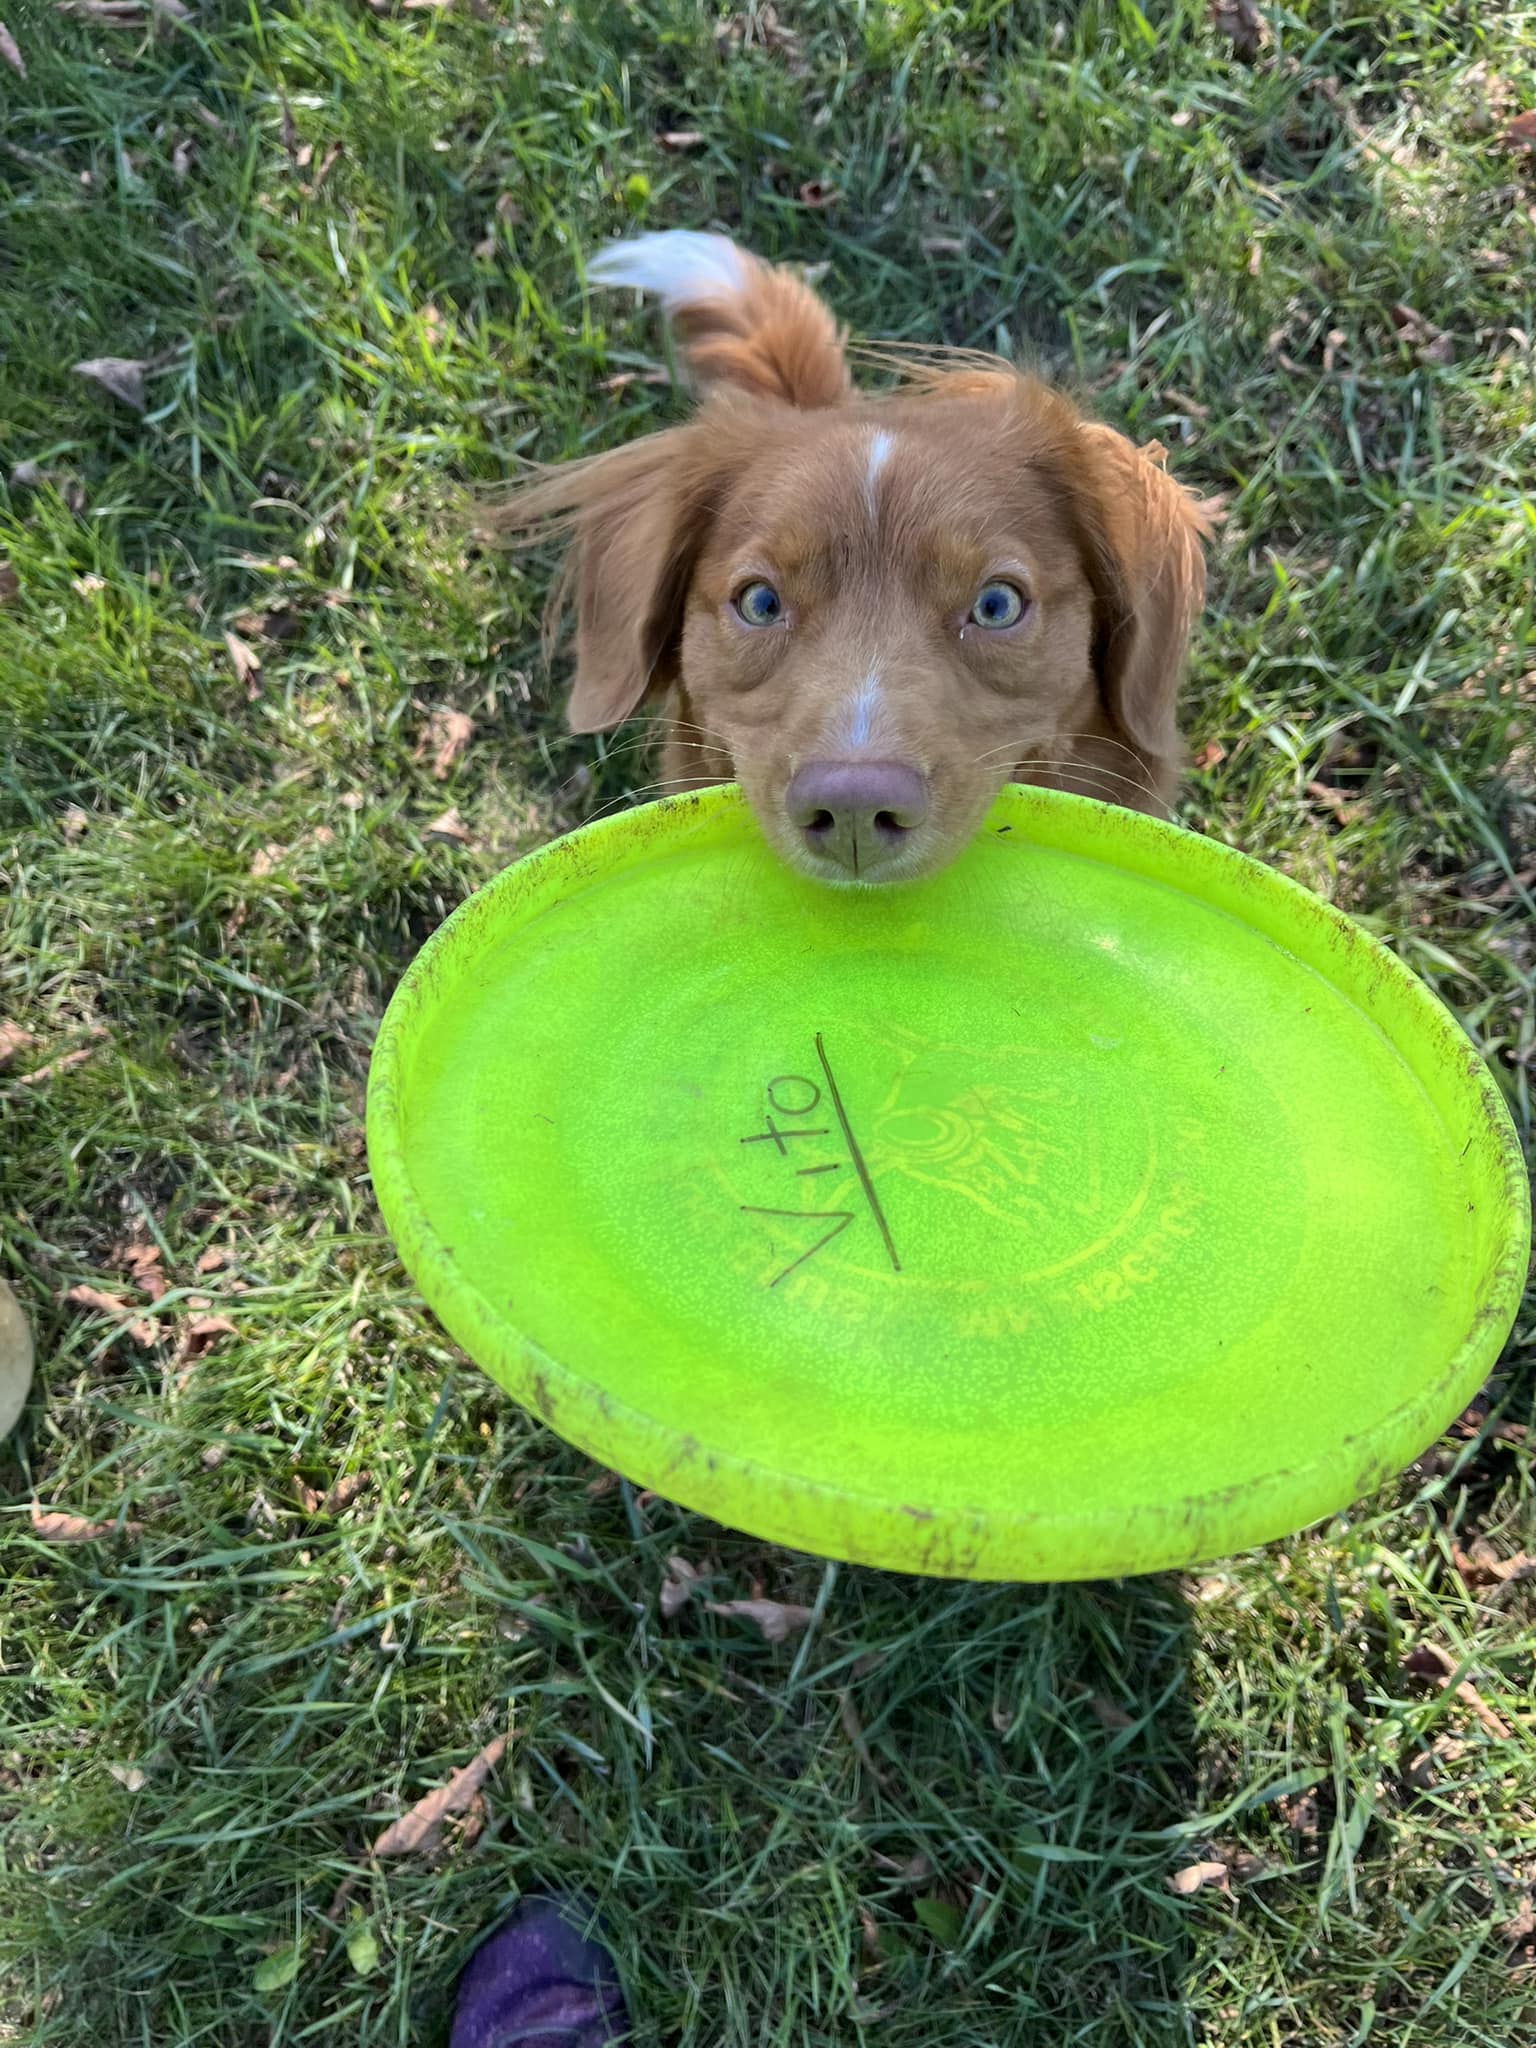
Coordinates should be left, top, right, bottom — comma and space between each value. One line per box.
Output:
496, 232, 1211, 885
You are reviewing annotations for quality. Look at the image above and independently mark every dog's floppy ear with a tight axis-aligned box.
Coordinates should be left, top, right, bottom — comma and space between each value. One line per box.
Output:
589, 231, 849, 409
491, 430, 712, 735
489, 234, 843, 733
1075, 424, 1210, 771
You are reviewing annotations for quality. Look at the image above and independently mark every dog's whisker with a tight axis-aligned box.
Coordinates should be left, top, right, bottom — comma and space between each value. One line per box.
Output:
969, 731, 1164, 774
585, 775, 720, 811
961, 738, 1162, 806
551, 732, 732, 792
1007, 755, 1164, 807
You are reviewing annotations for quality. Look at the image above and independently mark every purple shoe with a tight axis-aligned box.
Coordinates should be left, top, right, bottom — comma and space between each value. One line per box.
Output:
448, 1895, 630, 2048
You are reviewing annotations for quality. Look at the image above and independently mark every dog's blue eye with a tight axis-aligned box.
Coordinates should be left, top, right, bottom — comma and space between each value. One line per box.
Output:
970, 581, 1027, 629
734, 581, 782, 627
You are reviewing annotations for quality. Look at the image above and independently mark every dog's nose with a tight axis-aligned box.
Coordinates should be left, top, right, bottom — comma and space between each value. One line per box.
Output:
785, 759, 930, 876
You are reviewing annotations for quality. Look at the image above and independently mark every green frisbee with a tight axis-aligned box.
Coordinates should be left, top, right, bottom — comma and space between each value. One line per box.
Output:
367, 784, 1528, 1581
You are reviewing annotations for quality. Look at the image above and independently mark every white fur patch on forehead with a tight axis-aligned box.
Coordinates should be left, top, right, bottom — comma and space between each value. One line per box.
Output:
863, 429, 894, 517
839, 670, 884, 750
587, 231, 747, 311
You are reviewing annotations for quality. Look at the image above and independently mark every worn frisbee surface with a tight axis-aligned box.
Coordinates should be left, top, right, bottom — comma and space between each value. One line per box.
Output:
367, 785, 1528, 1580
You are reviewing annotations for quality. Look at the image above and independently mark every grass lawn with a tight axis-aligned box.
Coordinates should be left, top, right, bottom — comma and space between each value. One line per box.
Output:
3, 0, 1535, 2040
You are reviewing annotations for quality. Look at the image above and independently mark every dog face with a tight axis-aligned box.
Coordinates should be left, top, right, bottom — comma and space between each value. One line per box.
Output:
497, 234, 1209, 885
674, 392, 1109, 881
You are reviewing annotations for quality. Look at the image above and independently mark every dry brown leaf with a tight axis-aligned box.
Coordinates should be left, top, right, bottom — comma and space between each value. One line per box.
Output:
1193, 741, 1226, 772
1404, 1748, 1437, 1793
195, 1247, 227, 1274
224, 630, 262, 699
598, 368, 670, 392
30, 1502, 144, 1542
301, 141, 343, 197
716, 2, 803, 66
0, 21, 25, 75
1502, 1898, 1536, 1946
658, 130, 706, 151
454, 1791, 487, 1848
704, 1598, 814, 1643
59, 0, 191, 20
0, 561, 17, 605
1506, 110, 1536, 150
1449, 1402, 1528, 1445
660, 1555, 701, 1619
1305, 780, 1365, 825
1168, 1859, 1229, 1897
1390, 303, 1455, 368
1453, 1541, 1536, 1589
13, 1027, 108, 1086
416, 706, 475, 781
0, 1022, 37, 1067
115, 1240, 167, 1304
1210, 0, 1267, 61
73, 357, 148, 413
249, 841, 286, 879
324, 1471, 370, 1514
1164, 387, 1210, 420
1390, 304, 1436, 344
424, 807, 474, 845
183, 1314, 236, 1358
63, 1284, 156, 1347
298, 1471, 371, 1516
858, 1904, 882, 1964
372, 1733, 507, 1858
1402, 1641, 1513, 1739
232, 606, 302, 643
